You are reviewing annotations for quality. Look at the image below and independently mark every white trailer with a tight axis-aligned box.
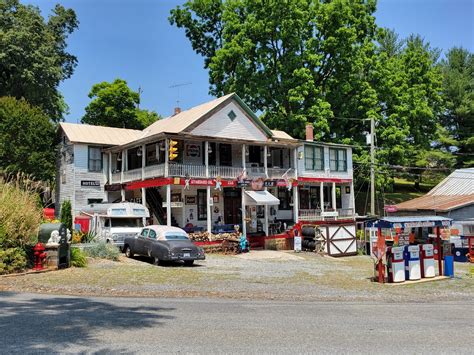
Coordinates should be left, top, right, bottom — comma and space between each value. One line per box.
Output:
81, 202, 150, 249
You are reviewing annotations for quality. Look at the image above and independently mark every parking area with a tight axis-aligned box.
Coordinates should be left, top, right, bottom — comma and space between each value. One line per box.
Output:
0, 251, 472, 302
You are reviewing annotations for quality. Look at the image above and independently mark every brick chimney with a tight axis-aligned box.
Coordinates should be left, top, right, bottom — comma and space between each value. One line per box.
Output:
173, 107, 181, 115
305, 123, 314, 141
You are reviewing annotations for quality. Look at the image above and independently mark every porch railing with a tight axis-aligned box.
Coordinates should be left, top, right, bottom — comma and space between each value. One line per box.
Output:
267, 167, 295, 180
168, 163, 206, 178
144, 164, 165, 179
299, 208, 355, 221
247, 166, 266, 178
208, 165, 243, 179
299, 209, 324, 221
337, 208, 355, 219
123, 168, 142, 182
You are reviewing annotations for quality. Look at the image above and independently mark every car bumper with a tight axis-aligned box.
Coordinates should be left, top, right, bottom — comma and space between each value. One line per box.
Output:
166, 255, 206, 261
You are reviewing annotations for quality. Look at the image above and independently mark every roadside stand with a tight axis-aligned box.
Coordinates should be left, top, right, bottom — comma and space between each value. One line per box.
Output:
366, 216, 453, 283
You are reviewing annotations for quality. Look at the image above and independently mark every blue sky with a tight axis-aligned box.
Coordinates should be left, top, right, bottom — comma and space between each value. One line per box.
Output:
23, 0, 474, 122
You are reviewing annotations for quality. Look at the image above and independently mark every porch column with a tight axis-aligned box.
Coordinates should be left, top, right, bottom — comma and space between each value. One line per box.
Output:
120, 150, 125, 201
141, 143, 146, 180
332, 182, 337, 211
293, 185, 299, 224
241, 189, 246, 237
108, 152, 112, 183
141, 187, 146, 209
320, 181, 324, 212
166, 184, 171, 227
164, 138, 169, 177
242, 144, 246, 170
205, 141, 211, 234
264, 188, 269, 236
264, 145, 268, 178
350, 181, 355, 215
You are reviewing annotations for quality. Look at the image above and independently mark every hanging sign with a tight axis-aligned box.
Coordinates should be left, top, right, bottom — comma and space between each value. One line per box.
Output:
81, 180, 100, 187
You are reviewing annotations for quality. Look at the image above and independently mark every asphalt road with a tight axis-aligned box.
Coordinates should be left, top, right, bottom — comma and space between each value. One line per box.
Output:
0, 292, 472, 354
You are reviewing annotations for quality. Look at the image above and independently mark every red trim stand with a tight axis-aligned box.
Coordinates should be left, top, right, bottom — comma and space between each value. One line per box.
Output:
436, 226, 443, 276
377, 227, 385, 283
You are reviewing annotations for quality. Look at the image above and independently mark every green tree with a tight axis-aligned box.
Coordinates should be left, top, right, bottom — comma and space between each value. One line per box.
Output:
60, 200, 72, 232
0, 97, 56, 181
0, 0, 78, 120
82, 79, 160, 129
440, 47, 474, 167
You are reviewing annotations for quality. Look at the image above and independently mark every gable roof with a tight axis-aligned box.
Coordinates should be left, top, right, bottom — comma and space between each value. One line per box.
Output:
271, 130, 297, 141
395, 168, 474, 212
142, 93, 274, 139
60, 122, 142, 146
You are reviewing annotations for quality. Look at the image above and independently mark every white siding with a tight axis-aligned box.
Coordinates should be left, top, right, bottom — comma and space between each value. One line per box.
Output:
191, 101, 268, 141
297, 145, 353, 180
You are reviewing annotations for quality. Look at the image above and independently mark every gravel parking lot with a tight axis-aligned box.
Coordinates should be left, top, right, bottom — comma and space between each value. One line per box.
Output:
1, 251, 472, 302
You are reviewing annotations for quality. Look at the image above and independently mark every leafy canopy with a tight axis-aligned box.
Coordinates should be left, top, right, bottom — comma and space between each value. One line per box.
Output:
0, 97, 57, 181
82, 79, 160, 129
0, 0, 78, 120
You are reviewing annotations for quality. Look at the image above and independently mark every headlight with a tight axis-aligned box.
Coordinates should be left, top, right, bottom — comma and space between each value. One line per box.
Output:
112, 234, 118, 241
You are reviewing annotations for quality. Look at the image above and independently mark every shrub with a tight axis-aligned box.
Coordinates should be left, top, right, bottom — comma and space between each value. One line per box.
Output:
60, 200, 73, 232
83, 243, 120, 261
0, 247, 27, 275
0, 178, 42, 249
70, 248, 87, 268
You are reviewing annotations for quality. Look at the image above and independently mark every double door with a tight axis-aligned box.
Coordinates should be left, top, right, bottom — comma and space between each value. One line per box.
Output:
223, 188, 242, 225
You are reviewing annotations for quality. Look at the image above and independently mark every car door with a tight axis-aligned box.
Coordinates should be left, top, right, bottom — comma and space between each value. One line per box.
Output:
134, 228, 148, 255
144, 229, 157, 257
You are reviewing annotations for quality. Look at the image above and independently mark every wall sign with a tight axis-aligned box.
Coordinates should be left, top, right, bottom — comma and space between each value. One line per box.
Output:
81, 180, 100, 187
185, 144, 201, 158
185, 196, 197, 205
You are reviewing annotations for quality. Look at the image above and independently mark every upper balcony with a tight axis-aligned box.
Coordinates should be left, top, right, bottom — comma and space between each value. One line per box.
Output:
109, 140, 297, 184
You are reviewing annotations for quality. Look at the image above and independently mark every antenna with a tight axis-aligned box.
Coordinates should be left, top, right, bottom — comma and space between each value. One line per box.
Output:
169, 82, 192, 107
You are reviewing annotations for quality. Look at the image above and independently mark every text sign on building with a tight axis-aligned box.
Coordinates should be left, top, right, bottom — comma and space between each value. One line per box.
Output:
81, 180, 100, 187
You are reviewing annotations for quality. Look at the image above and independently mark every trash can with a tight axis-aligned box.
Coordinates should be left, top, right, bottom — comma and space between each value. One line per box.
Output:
404, 245, 421, 281
444, 255, 454, 278
386, 246, 405, 283
419, 244, 435, 278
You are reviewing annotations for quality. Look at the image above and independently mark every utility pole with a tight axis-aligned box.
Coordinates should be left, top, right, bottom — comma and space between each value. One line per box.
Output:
137, 86, 143, 110
370, 116, 375, 216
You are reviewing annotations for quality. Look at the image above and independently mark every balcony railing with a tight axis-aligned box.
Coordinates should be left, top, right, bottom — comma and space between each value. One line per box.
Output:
123, 168, 142, 182
144, 164, 165, 179
111, 172, 121, 184
267, 167, 295, 179
299, 208, 355, 221
168, 163, 206, 178
209, 165, 243, 179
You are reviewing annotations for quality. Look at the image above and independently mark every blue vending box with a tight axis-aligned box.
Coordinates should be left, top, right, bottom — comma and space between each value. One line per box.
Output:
404, 245, 421, 280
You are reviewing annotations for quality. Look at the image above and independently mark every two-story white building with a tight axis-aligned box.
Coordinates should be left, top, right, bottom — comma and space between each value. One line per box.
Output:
56, 93, 355, 253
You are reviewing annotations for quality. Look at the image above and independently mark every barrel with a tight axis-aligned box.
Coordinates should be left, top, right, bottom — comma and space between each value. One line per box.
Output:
444, 255, 454, 278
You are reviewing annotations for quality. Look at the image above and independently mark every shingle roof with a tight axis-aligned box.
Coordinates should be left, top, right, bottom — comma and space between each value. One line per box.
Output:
428, 168, 474, 196
271, 130, 296, 141
60, 123, 142, 146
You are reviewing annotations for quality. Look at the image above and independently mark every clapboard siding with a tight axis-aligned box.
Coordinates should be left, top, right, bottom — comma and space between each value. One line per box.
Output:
297, 145, 353, 180
191, 101, 268, 141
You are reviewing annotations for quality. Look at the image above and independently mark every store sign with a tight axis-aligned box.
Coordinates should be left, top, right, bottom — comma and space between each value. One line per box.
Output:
81, 180, 100, 187
384, 205, 398, 213
162, 201, 184, 208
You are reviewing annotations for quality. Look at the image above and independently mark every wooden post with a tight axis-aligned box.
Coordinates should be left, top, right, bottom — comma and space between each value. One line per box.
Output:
436, 226, 443, 276
205, 142, 211, 234
166, 184, 171, 227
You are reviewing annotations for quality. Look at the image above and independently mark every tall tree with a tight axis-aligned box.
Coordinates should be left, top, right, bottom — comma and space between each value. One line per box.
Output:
0, 97, 56, 181
440, 47, 474, 167
82, 79, 160, 129
0, 0, 78, 120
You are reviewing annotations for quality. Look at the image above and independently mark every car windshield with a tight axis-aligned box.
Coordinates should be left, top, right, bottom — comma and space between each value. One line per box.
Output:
165, 234, 189, 241
111, 218, 143, 228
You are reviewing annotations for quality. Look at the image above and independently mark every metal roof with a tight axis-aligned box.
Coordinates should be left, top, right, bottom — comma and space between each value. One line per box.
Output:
60, 122, 142, 146
367, 216, 452, 229
428, 168, 474, 196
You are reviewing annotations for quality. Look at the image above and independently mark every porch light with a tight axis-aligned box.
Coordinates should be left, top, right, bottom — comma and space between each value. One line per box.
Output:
245, 146, 249, 156
117, 153, 122, 162
298, 151, 304, 160
208, 145, 213, 154
159, 142, 166, 151
266, 149, 271, 157
137, 147, 143, 157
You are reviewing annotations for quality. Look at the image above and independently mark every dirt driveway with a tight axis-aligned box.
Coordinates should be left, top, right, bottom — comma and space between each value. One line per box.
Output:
1, 251, 472, 302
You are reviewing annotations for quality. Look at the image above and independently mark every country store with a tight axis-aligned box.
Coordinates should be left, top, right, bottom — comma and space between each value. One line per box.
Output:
56, 93, 357, 255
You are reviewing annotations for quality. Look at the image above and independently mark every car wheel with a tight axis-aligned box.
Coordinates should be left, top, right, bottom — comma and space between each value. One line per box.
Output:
184, 260, 194, 266
124, 246, 134, 258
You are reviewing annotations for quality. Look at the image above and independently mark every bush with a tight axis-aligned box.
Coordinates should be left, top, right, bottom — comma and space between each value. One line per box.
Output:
70, 248, 87, 268
0, 178, 42, 249
71, 231, 97, 244
60, 200, 73, 232
83, 243, 120, 261
0, 247, 27, 275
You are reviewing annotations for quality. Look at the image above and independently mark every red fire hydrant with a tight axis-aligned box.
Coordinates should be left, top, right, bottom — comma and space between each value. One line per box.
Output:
33, 242, 47, 271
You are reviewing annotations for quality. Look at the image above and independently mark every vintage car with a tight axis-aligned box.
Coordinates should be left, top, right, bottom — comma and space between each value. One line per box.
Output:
123, 225, 205, 266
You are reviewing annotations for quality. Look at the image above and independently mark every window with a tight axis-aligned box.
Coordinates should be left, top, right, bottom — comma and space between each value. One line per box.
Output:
304, 145, 324, 171
228, 110, 237, 121
88, 198, 103, 204
278, 187, 292, 210
329, 148, 347, 172
197, 189, 207, 220
140, 229, 149, 238
202, 142, 216, 165
219, 144, 232, 166
148, 229, 157, 239
88, 146, 102, 172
